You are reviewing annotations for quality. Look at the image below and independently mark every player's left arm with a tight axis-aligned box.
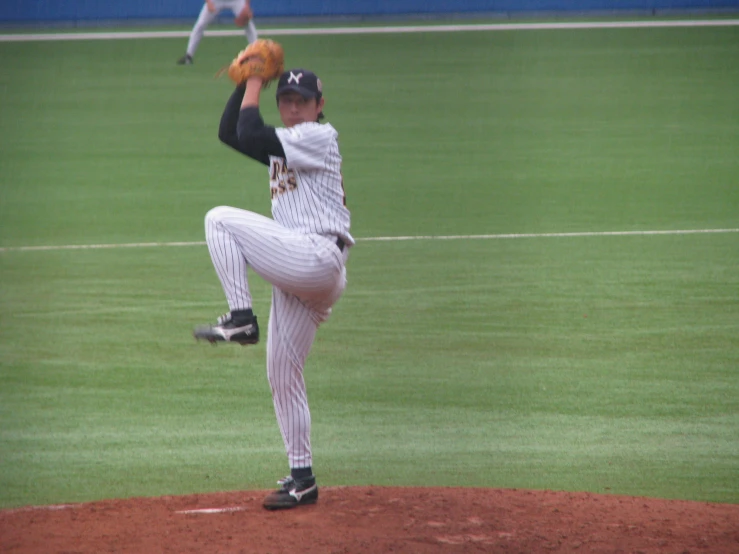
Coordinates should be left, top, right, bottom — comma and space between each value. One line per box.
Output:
218, 84, 247, 150
232, 76, 285, 163
218, 79, 283, 164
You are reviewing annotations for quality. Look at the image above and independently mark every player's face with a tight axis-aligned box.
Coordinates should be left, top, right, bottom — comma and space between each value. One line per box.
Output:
278, 92, 325, 127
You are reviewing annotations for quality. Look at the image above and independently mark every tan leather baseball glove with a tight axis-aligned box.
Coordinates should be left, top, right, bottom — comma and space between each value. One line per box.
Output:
227, 39, 284, 86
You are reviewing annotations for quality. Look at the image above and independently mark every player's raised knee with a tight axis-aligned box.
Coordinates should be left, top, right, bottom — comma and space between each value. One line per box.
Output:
205, 205, 231, 224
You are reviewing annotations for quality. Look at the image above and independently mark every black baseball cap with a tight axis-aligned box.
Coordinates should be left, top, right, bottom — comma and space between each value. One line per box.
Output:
275, 69, 325, 120
276, 69, 323, 100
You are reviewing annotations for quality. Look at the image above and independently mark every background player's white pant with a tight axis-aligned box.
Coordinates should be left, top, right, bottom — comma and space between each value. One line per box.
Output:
186, 0, 258, 57
204, 205, 349, 468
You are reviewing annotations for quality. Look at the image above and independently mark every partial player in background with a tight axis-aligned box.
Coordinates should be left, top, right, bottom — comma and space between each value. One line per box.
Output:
177, 0, 258, 65
193, 40, 354, 510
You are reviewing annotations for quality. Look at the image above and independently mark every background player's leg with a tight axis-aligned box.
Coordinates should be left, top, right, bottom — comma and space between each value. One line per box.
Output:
245, 19, 258, 43
229, 0, 257, 43
185, 4, 218, 60
267, 287, 320, 470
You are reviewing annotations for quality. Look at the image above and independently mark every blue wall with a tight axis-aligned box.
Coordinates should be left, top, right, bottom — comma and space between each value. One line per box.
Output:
1, 0, 737, 23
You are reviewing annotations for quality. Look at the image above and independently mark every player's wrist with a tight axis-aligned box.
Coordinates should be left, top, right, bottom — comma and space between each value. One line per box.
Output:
241, 77, 263, 108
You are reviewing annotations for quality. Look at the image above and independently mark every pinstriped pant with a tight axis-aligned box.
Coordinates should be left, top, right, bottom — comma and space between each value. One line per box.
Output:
205, 205, 348, 469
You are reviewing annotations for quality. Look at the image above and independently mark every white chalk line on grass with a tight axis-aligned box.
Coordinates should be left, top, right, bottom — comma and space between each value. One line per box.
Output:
0, 19, 738, 42
361, 229, 739, 242
0, 241, 207, 253
1, 229, 737, 253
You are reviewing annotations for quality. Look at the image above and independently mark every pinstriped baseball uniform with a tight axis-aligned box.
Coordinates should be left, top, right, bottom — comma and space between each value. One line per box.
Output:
205, 79, 352, 472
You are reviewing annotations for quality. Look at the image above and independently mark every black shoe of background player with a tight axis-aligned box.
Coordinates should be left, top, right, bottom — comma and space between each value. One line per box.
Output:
193, 311, 259, 345
176, 54, 193, 65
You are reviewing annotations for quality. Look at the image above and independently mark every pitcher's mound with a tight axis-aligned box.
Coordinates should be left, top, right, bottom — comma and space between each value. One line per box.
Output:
2, 486, 738, 553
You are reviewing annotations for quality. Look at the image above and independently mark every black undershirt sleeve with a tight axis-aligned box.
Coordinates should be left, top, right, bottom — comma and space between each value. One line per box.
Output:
218, 85, 286, 166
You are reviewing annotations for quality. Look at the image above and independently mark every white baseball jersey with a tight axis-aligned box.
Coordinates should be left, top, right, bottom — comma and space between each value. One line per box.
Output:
272, 123, 354, 245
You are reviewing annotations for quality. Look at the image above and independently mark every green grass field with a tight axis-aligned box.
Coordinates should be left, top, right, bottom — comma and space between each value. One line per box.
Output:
1, 20, 738, 509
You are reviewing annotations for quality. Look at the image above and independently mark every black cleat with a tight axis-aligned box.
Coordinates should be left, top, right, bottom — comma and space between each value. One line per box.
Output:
193, 312, 259, 345
263, 475, 318, 510
177, 54, 193, 65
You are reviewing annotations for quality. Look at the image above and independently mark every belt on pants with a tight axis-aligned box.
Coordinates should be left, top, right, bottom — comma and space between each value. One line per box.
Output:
336, 236, 346, 252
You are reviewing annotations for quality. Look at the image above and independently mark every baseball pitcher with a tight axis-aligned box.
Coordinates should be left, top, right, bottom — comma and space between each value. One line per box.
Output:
193, 40, 353, 510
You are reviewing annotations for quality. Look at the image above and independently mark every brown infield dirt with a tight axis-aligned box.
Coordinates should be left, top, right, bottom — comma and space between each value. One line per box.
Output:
1, 487, 738, 553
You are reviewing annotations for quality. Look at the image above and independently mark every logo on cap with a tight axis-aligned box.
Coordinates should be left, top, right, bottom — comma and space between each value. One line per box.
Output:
287, 71, 303, 84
